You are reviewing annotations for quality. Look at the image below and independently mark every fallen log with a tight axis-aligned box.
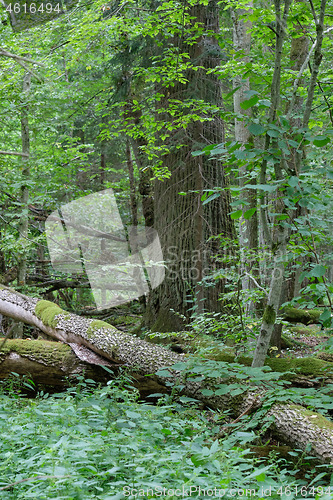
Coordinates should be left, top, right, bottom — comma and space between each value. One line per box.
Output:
283, 307, 322, 325
0, 338, 168, 397
0, 285, 332, 464
0, 338, 110, 386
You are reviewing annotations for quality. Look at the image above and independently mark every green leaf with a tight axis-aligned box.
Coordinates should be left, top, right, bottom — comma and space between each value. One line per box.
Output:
246, 184, 277, 192
319, 308, 331, 326
230, 210, 243, 219
155, 369, 172, 377
267, 129, 280, 138
210, 146, 227, 154
243, 90, 259, 98
202, 192, 220, 205
310, 264, 326, 278
234, 150, 256, 160
209, 440, 219, 454
201, 388, 214, 396
313, 136, 330, 147
243, 207, 257, 219
298, 198, 311, 207
240, 95, 259, 110
215, 386, 229, 395
258, 99, 271, 107
288, 176, 299, 188
248, 123, 265, 136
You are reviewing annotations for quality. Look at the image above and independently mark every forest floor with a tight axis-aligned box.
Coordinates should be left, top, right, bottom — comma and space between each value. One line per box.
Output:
281, 324, 329, 358
104, 304, 331, 360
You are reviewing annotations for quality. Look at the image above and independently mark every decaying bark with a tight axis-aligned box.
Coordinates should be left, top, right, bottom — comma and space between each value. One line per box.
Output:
0, 339, 110, 386
0, 338, 168, 397
0, 285, 332, 464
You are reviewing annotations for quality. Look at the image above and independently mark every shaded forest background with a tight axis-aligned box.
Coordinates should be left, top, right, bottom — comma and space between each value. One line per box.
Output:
0, 0, 333, 496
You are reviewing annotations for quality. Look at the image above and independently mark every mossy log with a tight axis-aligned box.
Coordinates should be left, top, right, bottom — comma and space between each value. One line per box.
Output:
0, 285, 332, 464
0, 338, 110, 386
0, 338, 168, 397
283, 307, 322, 325
317, 352, 333, 363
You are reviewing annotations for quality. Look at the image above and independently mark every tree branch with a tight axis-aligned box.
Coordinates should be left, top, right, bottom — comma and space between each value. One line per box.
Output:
0, 150, 29, 157
0, 47, 44, 66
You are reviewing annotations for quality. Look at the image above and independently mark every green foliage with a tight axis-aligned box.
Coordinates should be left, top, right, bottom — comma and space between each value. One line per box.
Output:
0, 372, 331, 499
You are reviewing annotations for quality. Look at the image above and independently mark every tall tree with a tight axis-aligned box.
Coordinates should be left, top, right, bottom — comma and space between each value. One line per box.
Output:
231, 2, 259, 315
146, 0, 235, 331
252, 0, 327, 367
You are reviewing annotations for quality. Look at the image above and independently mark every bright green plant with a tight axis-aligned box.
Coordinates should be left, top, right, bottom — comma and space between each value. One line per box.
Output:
0, 371, 331, 499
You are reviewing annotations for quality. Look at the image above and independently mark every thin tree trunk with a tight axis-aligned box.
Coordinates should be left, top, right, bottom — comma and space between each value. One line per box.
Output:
232, 4, 259, 315
253, 0, 326, 367
17, 69, 31, 287
270, 21, 310, 352
13, 68, 31, 339
126, 137, 138, 227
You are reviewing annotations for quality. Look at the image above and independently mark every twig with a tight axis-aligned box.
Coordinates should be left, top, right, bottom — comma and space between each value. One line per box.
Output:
215, 396, 261, 439
244, 272, 269, 297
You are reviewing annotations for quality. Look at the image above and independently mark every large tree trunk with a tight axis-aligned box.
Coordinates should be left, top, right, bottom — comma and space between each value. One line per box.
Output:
0, 286, 332, 464
147, 0, 235, 331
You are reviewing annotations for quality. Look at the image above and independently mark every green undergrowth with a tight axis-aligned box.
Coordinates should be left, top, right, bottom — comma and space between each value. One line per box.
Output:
112, 315, 141, 332
197, 349, 333, 378
287, 325, 323, 337
0, 374, 331, 500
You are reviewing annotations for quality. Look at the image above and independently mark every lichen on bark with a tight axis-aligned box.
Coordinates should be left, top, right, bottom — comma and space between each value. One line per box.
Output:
86, 320, 112, 338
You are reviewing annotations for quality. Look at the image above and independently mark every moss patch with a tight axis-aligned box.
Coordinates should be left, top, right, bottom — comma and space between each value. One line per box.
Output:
86, 320, 112, 338
35, 300, 70, 328
287, 404, 333, 432
0, 338, 73, 366
205, 350, 333, 377
263, 305, 276, 325
283, 307, 321, 325
317, 352, 333, 363
266, 357, 333, 376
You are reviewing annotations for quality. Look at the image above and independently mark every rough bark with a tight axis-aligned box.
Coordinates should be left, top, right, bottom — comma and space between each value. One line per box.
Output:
0, 338, 111, 386
0, 338, 168, 397
147, 0, 235, 331
0, 286, 332, 464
